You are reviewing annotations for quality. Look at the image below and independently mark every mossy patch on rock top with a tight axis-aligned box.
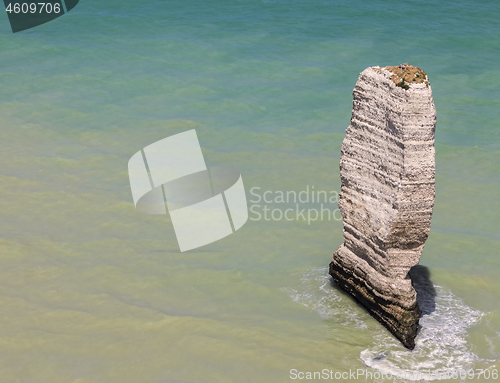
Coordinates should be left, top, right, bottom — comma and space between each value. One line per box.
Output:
374, 63, 430, 89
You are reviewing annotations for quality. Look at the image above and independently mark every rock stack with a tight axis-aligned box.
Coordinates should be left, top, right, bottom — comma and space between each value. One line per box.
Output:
329, 64, 436, 350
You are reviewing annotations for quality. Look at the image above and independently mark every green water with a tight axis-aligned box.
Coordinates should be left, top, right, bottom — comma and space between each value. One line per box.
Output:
0, 0, 499, 382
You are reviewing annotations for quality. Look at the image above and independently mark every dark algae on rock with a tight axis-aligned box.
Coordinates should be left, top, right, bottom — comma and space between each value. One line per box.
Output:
329, 64, 436, 350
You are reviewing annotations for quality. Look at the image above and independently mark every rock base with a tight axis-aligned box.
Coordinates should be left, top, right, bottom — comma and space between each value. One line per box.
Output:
329, 249, 421, 349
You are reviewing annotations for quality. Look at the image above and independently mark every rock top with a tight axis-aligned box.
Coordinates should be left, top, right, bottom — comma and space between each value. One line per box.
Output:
374, 63, 430, 89
329, 64, 436, 349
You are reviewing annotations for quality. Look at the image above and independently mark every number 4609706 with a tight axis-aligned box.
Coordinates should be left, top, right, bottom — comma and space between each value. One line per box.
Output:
5, 2, 62, 14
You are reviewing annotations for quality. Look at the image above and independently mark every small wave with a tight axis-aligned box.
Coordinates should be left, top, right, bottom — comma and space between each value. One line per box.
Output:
284, 266, 368, 329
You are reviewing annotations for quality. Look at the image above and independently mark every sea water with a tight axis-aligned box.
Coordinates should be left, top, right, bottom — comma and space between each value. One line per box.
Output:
0, 0, 498, 382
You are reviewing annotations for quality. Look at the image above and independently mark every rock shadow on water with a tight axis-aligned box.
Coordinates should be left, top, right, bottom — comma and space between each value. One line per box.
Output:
409, 265, 436, 316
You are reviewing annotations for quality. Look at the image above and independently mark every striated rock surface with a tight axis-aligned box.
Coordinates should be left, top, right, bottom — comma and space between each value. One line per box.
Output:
329, 64, 436, 350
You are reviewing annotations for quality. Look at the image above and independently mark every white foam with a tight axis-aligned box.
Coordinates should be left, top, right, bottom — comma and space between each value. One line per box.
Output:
361, 283, 495, 381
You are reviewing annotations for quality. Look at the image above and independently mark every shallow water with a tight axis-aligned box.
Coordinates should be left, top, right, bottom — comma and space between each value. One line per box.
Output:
0, 0, 499, 382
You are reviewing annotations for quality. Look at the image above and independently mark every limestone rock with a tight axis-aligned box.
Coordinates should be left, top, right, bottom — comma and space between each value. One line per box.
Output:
329, 64, 436, 350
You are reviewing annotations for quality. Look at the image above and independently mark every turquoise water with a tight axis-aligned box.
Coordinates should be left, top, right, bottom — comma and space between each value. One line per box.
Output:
0, 1, 499, 382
